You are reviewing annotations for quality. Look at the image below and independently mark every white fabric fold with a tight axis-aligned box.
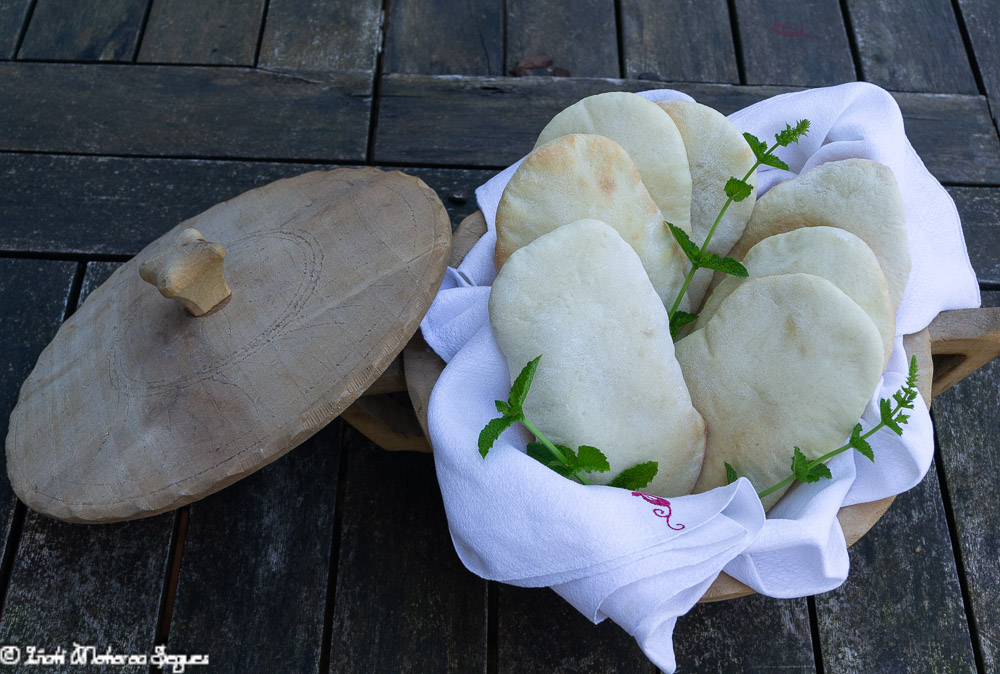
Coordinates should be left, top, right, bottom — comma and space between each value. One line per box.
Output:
421, 82, 980, 672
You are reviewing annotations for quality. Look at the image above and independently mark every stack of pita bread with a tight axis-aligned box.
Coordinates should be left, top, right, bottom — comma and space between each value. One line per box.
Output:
488, 92, 909, 509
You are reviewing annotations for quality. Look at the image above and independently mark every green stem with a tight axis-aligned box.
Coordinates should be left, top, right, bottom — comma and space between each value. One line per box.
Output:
666, 142, 780, 321
755, 475, 795, 500
755, 419, 893, 500
668, 267, 698, 317
521, 417, 592, 485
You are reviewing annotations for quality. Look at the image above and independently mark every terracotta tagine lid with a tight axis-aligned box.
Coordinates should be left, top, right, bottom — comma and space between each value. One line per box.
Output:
6, 168, 451, 523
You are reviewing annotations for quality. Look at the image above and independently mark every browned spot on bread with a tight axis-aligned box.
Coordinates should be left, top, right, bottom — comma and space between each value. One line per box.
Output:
784, 315, 798, 338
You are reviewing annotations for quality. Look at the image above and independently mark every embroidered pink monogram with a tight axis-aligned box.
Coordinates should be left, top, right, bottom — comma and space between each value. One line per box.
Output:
632, 492, 685, 530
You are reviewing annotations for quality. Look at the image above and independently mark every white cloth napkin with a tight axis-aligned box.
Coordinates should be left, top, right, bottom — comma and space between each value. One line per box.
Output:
421, 82, 980, 672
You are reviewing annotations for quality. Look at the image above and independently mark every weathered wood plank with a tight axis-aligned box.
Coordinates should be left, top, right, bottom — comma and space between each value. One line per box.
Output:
375, 75, 1000, 184
384, 0, 502, 76
407, 166, 498, 227
329, 429, 487, 673
947, 186, 1000, 286
497, 585, 650, 673
258, 0, 381, 72
844, 0, 978, 94
0, 153, 493, 255
18, 0, 147, 61
892, 92, 1000, 186
0, 258, 75, 634
138, 0, 266, 65
933, 290, 1000, 671
0, 259, 75, 508
167, 422, 342, 673
734, 0, 855, 86
0, 514, 173, 672
674, 595, 815, 671
0, 260, 173, 673
957, 0, 1000, 132
0, 62, 371, 160
0, 0, 32, 59
814, 463, 977, 671
505, 0, 618, 78
619, 0, 738, 83
80, 261, 124, 302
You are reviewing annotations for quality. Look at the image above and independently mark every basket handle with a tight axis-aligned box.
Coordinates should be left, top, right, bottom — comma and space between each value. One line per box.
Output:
929, 306, 1000, 397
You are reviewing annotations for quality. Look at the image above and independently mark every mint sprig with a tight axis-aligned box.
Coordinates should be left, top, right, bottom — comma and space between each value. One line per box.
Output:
665, 119, 810, 334
479, 356, 659, 490
608, 461, 659, 490
755, 355, 919, 500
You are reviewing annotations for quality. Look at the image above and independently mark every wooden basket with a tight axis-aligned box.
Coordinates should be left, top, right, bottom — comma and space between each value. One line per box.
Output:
345, 211, 1000, 602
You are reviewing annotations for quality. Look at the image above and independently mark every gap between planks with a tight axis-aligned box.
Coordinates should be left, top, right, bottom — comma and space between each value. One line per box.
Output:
0, 260, 86, 627
150, 505, 189, 671
932, 414, 989, 674
365, 0, 391, 165
319, 421, 351, 674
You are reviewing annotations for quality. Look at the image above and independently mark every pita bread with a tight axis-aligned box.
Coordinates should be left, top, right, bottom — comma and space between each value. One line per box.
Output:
694, 227, 895, 366
675, 273, 883, 510
495, 133, 688, 306
535, 92, 692, 233
728, 158, 909, 310
490, 219, 706, 498
656, 99, 757, 309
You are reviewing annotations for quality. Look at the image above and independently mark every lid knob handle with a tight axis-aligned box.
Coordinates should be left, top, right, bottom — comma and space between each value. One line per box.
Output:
139, 228, 232, 317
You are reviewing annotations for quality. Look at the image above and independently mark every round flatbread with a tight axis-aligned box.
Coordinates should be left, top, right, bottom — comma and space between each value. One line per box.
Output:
535, 92, 692, 233
490, 219, 706, 498
693, 227, 895, 366
656, 99, 757, 309
675, 273, 883, 510
495, 133, 688, 306
727, 158, 909, 310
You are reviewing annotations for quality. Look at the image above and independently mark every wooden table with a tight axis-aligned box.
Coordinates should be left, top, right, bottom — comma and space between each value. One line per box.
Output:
1, 1, 998, 671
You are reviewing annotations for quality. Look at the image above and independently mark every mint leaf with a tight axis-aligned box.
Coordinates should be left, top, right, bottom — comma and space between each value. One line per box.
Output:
791, 447, 811, 482
495, 400, 511, 415
557, 444, 578, 466
575, 445, 611, 474
545, 460, 574, 477
879, 398, 894, 425
508, 355, 540, 413
724, 177, 754, 202
479, 414, 521, 457
791, 447, 831, 483
608, 461, 659, 490
527, 441, 577, 477
906, 354, 919, 390
879, 398, 905, 435
666, 222, 700, 263
848, 423, 874, 462
669, 310, 698, 340
526, 441, 549, 464
759, 153, 790, 171
725, 462, 739, 485
743, 132, 768, 161
699, 252, 749, 277
775, 120, 810, 146
809, 463, 832, 481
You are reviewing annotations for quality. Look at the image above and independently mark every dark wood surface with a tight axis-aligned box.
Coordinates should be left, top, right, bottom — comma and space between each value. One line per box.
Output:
734, 0, 856, 86
620, 0, 738, 84
844, 0, 978, 95
0, 2, 997, 672
138, 0, 266, 66
18, 0, 147, 62
384, 0, 502, 76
